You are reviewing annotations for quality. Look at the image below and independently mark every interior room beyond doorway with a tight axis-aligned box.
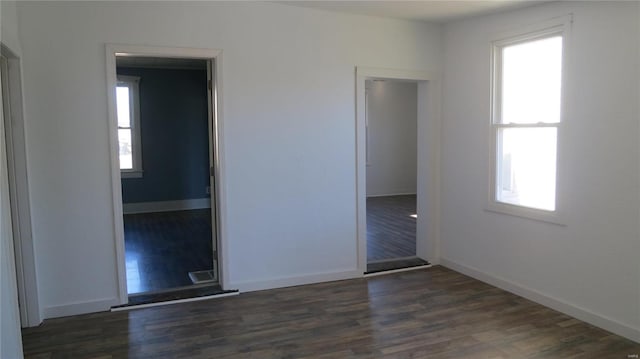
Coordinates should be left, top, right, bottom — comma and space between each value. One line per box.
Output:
115, 56, 218, 298
365, 79, 427, 273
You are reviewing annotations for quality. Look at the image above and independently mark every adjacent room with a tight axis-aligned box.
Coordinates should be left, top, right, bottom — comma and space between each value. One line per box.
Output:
1, 1, 639, 358
364, 79, 430, 273
115, 56, 222, 302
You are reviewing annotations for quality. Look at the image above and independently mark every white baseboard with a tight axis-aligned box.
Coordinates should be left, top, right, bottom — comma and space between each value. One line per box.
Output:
231, 269, 362, 293
440, 258, 640, 343
367, 192, 417, 198
122, 198, 211, 214
43, 297, 120, 319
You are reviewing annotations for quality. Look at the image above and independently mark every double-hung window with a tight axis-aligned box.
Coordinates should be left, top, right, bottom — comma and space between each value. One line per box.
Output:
489, 17, 570, 223
116, 75, 142, 178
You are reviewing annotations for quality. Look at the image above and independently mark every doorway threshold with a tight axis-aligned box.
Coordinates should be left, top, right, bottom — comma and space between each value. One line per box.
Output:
365, 256, 430, 275
112, 291, 238, 311
113, 284, 237, 310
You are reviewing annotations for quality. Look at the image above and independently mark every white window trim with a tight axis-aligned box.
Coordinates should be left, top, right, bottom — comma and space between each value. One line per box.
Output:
117, 75, 143, 178
485, 15, 572, 226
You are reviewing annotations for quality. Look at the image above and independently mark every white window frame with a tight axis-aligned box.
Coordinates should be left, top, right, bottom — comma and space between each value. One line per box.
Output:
486, 15, 572, 225
117, 75, 143, 178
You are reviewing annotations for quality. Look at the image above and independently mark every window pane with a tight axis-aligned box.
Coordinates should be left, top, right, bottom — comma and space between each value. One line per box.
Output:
501, 36, 562, 124
497, 127, 557, 211
118, 129, 133, 170
116, 86, 131, 128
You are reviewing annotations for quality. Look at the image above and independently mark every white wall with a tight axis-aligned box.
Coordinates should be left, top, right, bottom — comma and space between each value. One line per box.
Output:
366, 80, 417, 197
441, 1, 640, 341
15, 2, 442, 317
0, 1, 25, 357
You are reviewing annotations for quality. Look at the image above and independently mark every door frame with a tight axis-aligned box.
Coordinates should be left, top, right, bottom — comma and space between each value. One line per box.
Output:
105, 44, 228, 304
355, 67, 441, 274
1, 44, 41, 327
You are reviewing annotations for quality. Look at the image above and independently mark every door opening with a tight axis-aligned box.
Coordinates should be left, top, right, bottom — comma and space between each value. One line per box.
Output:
356, 67, 441, 275
106, 46, 229, 306
116, 56, 219, 299
364, 79, 427, 273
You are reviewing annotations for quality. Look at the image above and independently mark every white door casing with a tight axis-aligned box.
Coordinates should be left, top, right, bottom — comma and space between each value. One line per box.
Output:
1, 44, 41, 327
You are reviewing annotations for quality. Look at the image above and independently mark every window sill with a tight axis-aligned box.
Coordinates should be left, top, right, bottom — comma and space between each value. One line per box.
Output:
121, 170, 143, 179
484, 201, 566, 226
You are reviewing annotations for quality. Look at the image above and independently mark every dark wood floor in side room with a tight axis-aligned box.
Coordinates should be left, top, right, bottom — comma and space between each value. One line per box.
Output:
124, 209, 214, 294
367, 194, 416, 262
22, 266, 640, 358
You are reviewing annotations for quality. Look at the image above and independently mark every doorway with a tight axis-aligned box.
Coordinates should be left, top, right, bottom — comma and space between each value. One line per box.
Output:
356, 67, 441, 275
106, 46, 228, 306
364, 79, 426, 273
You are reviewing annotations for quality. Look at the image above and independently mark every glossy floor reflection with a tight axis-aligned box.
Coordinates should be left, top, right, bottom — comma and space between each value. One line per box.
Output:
124, 209, 214, 294
367, 195, 416, 262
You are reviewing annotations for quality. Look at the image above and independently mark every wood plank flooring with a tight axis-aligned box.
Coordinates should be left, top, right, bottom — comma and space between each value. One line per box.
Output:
124, 209, 214, 294
367, 195, 416, 262
22, 266, 640, 358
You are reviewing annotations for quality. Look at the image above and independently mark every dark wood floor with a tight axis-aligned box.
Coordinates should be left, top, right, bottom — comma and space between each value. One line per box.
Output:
22, 266, 640, 358
124, 209, 214, 294
367, 195, 416, 262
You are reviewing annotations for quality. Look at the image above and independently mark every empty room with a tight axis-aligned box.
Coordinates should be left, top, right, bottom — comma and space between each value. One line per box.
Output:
1, 1, 639, 358
114, 55, 225, 303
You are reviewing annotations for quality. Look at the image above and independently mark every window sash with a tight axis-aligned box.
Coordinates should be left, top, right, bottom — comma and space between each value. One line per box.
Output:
492, 29, 565, 126
493, 124, 558, 211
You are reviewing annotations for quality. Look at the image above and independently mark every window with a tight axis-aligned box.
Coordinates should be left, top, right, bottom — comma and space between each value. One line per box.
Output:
116, 75, 142, 178
489, 18, 569, 223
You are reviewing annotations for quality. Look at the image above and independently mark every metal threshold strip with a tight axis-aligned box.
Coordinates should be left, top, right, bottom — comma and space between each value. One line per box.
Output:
364, 263, 433, 278
111, 290, 239, 312
365, 256, 432, 276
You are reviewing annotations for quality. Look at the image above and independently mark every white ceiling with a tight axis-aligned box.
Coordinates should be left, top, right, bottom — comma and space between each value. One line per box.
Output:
279, 1, 545, 23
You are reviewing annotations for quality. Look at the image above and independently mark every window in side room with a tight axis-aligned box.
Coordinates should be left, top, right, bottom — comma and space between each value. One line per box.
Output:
116, 75, 142, 177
